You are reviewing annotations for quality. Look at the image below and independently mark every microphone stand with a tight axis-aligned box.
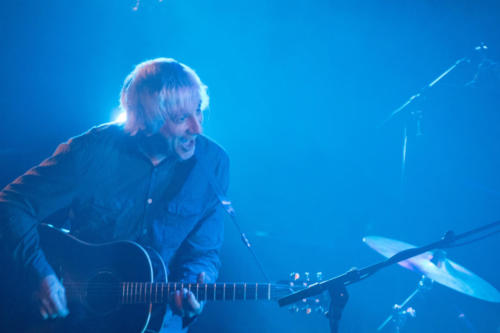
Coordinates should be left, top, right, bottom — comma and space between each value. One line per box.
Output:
218, 195, 271, 282
277, 220, 500, 333
380, 56, 469, 188
207, 173, 271, 282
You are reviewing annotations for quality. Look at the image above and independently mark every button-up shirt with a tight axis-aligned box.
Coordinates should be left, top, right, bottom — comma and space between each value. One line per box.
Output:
0, 123, 229, 302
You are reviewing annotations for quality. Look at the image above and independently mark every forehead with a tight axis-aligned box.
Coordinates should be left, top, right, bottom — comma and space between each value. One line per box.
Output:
161, 87, 201, 114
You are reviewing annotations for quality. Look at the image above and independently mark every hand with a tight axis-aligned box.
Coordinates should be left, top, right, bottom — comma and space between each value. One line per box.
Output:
171, 272, 205, 320
35, 274, 69, 319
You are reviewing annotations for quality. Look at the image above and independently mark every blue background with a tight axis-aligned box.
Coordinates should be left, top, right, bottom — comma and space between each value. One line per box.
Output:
1, 0, 500, 332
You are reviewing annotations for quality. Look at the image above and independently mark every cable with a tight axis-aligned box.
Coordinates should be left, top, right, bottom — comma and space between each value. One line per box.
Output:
447, 229, 500, 248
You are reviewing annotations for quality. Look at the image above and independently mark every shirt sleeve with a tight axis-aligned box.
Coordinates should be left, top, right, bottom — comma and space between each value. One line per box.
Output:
0, 135, 88, 287
169, 150, 230, 285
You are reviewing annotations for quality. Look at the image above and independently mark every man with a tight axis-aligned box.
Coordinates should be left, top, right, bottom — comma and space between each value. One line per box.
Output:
0, 58, 229, 332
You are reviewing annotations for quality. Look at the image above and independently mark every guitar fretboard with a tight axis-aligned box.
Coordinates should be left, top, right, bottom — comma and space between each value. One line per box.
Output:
121, 282, 278, 304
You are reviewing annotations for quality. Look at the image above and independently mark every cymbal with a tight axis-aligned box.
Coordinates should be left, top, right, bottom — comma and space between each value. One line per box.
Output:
363, 235, 500, 303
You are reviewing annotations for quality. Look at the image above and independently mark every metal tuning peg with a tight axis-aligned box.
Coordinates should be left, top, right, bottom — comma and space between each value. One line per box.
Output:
289, 272, 300, 286
315, 303, 327, 316
286, 271, 329, 317
302, 272, 310, 287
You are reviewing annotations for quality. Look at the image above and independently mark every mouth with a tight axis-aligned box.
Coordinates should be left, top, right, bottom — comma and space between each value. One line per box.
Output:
179, 137, 195, 152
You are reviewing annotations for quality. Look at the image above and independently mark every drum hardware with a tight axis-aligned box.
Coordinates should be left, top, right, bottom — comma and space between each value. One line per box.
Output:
277, 220, 500, 332
364, 235, 500, 331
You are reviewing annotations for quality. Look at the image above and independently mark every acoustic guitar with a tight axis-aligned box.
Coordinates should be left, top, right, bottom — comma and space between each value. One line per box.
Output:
5, 224, 306, 333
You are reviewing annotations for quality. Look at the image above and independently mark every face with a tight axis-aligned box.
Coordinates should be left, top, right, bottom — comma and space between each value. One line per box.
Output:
159, 100, 203, 160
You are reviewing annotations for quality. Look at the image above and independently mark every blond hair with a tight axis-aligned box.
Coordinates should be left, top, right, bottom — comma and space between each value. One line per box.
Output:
120, 58, 209, 135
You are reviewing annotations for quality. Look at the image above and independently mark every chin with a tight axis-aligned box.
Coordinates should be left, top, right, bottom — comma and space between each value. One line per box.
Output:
176, 149, 195, 160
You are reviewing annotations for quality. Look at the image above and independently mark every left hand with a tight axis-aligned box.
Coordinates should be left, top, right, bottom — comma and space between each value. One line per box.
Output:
35, 274, 69, 320
171, 272, 205, 320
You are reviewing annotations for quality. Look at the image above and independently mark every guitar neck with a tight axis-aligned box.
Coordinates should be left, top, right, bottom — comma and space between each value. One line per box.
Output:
120, 282, 283, 304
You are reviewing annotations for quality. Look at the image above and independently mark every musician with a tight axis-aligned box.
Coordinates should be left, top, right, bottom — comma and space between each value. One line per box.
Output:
0, 58, 229, 332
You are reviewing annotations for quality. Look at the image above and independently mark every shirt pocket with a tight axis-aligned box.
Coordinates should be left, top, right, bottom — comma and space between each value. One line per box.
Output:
72, 197, 135, 241
150, 196, 205, 249
165, 196, 204, 217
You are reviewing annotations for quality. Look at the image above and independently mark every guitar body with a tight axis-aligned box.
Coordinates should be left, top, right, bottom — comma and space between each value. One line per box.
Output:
1, 225, 300, 333
25, 224, 167, 333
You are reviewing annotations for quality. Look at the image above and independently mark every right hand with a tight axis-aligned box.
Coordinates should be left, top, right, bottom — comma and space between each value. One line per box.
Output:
35, 274, 69, 319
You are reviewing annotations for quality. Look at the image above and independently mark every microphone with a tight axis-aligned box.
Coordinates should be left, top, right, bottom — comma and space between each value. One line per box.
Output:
208, 181, 254, 249
466, 43, 499, 87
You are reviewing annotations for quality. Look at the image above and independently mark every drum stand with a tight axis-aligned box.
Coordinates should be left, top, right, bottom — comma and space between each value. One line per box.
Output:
377, 276, 433, 332
278, 220, 500, 333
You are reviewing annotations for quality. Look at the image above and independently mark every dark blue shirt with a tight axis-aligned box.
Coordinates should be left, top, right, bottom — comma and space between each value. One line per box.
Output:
0, 123, 229, 295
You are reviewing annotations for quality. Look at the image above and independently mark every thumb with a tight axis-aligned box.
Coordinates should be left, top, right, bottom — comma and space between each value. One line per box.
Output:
197, 272, 205, 284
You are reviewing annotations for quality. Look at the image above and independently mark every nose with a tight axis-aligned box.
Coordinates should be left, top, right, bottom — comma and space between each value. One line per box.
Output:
187, 115, 202, 135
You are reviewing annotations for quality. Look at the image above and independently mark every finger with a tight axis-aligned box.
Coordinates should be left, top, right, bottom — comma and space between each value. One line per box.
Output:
59, 288, 68, 310
186, 291, 201, 315
57, 289, 69, 317
45, 289, 68, 318
50, 291, 67, 317
174, 290, 184, 316
40, 307, 48, 320
41, 297, 57, 317
50, 292, 63, 315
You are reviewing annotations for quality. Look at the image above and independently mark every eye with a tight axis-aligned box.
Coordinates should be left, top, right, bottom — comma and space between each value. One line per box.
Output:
171, 114, 187, 124
195, 108, 203, 120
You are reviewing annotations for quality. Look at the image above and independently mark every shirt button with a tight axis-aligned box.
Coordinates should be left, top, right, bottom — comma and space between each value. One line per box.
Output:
142, 228, 147, 235
147, 198, 153, 204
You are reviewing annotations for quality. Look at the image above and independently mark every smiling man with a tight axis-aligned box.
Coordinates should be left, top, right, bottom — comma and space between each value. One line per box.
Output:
0, 58, 229, 332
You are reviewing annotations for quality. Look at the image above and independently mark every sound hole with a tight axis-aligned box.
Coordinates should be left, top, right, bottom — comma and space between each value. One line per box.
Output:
86, 271, 120, 315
